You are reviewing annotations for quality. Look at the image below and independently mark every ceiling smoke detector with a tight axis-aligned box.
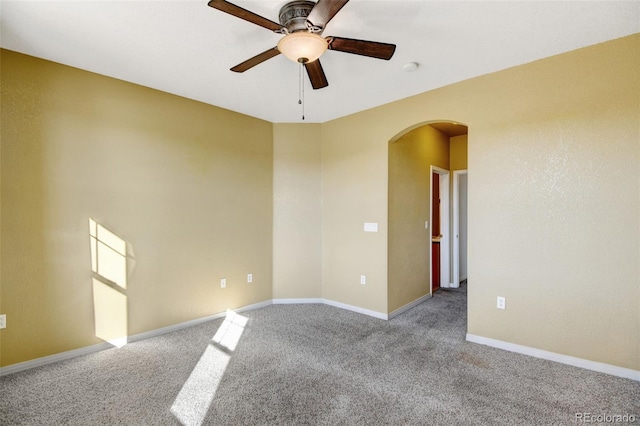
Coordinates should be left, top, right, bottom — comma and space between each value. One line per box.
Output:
403, 62, 419, 72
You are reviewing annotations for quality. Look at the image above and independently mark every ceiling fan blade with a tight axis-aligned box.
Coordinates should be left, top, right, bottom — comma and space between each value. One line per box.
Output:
304, 59, 329, 90
208, 0, 282, 32
306, 0, 349, 30
327, 36, 396, 60
231, 47, 281, 73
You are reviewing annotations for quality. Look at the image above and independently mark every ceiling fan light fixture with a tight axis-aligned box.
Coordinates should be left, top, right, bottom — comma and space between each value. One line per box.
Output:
277, 31, 328, 64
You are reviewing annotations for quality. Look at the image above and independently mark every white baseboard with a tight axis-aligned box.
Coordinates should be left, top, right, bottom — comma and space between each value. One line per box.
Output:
232, 300, 273, 314
388, 294, 431, 319
272, 298, 323, 304
128, 300, 273, 344
273, 297, 387, 320
0, 300, 272, 377
0, 341, 115, 378
466, 334, 640, 382
321, 298, 388, 320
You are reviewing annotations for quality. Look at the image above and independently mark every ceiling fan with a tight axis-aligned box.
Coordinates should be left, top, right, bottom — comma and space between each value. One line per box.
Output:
208, 0, 396, 89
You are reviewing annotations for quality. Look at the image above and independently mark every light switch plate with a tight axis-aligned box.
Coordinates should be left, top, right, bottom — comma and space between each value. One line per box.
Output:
364, 222, 378, 232
221, 278, 227, 289
0, 314, 6, 329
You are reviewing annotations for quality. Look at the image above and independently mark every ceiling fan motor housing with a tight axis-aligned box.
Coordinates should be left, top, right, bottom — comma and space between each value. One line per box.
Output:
279, 1, 316, 33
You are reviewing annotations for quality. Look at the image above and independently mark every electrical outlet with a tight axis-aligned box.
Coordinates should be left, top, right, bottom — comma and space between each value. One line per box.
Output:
247, 273, 253, 283
220, 278, 226, 289
363, 223, 378, 233
0, 314, 6, 329
497, 297, 506, 310
360, 275, 366, 285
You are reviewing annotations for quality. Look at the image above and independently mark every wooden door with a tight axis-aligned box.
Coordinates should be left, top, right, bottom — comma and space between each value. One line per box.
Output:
432, 241, 440, 292
432, 173, 440, 237
432, 172, 441, 292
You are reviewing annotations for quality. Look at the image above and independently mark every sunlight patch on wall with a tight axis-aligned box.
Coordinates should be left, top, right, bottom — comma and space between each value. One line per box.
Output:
89, 218, 129, 347
171, 311, 249, 426
92, 278, 128, 348
90, 218, 127, 289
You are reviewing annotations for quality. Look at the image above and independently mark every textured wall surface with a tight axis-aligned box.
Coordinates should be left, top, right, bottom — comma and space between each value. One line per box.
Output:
272, 124, 322, 299
321, 114, 391, 314
450, 135, 468, 172
1, 50, 274, 367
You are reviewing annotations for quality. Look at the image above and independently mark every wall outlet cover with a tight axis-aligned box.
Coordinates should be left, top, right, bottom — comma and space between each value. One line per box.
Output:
364, 223, 378, 232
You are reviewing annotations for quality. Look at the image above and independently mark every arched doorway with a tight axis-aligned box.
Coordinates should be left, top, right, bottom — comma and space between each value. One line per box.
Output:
387, 120, 468, 316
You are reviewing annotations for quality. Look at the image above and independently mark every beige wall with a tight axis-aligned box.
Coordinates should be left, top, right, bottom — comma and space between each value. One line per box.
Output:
1, 50, 274, 366
449, 133, 468, 282
2, 33, 638, 372
320, 113, 391, 313
388, 125, 449, 313
273, 124, 322, 299
321, 34, 639, 370
450, 135, 468, 171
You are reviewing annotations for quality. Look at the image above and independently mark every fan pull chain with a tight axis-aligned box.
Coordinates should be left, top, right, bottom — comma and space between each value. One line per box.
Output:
298, 62, 305, 121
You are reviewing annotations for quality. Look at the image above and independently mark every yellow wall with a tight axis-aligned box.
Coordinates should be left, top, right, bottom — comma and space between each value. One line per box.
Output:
449, 133, 468, 282
2, 33, 639, 372
320, 113, 390, 313
388, 125, 449, 313
320, 34, 639, 370
450, 135, 468, 171
0, 50, 274, 366
272, 123, 322, 299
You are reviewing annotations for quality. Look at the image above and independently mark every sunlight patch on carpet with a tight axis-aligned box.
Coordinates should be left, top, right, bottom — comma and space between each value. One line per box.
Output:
213, 309, 248, 351
171, 310, 248, 426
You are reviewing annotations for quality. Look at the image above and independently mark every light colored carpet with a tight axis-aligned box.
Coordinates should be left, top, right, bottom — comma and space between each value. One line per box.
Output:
1, 283, 638, 425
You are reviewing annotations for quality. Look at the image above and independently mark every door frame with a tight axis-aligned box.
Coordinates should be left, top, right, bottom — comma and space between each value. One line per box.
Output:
452, 169, 468, 288
430, 166, 450, 292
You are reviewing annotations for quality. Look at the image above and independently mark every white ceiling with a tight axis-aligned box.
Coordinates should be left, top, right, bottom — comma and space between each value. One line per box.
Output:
1, 1, 638, 123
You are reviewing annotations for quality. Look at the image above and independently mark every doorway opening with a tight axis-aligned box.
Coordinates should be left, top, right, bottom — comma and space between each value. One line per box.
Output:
430, 166, 449, 294
453, 170, 468, 287
387, 120, 468, 317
